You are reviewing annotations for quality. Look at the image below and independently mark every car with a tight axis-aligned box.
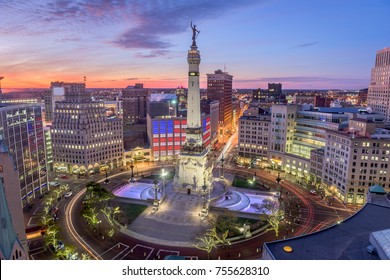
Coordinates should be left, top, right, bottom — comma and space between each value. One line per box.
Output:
64, 191, 73, 198
49, 181, 59, 187
51, 207, 59, 214
309, 189, 317, 195
49, 240, 64, 252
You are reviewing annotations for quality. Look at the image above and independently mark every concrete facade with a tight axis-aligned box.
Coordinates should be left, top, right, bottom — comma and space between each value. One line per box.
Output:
368, 47, 390, 123
52, 83, 123, 174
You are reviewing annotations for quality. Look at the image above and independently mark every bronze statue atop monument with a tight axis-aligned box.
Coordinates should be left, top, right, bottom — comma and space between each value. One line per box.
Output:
190, 21, 200, 46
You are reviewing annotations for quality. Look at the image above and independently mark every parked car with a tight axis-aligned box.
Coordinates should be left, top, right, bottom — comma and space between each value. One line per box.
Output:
49, 182, 60, 187
49, 240, 64, 252
310, 189, 317, 195
64, 191, 73, 198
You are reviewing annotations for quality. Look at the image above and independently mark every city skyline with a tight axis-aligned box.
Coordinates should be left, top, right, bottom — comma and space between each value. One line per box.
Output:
1, 0, 390, 90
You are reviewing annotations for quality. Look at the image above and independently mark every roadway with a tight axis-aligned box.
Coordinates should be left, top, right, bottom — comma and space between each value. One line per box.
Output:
27, 132, 356, 260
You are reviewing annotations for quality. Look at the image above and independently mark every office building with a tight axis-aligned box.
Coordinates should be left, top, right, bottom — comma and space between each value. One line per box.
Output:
147, 115, 211, 161
322, 119, 390, 204
367, 47, 390, 123
52, 83, 123, 174
43, 81, 66, 122
238, 108, 271, 166
0, 104, 48, 207
207, 69, 233, 134
252, 83, 285, 104
122, 83, 149, 125
268, 105, 355, 178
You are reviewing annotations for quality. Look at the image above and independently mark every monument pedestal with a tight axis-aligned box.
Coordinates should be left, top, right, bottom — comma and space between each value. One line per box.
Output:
173, 151, 212, 193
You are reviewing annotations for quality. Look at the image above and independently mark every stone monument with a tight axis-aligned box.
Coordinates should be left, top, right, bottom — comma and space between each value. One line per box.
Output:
174, 23, 212, 193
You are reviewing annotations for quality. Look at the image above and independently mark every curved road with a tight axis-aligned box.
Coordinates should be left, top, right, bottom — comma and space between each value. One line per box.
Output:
60, 164, 355, 260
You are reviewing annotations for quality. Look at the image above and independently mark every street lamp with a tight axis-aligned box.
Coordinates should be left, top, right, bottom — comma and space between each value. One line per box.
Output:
220, 154, 225, 179
161, 168, 168, 194
97, 220, 102, 237
129, 159, 135, 182
153, 179, 159, 202
276, 172, 282, 199
104, 171, 109, 184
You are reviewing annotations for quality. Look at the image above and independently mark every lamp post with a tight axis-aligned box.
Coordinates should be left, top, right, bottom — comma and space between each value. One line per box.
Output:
104, 171, 109, 184
97, 220, 102, 237
129, 159, 135, 182
220, 154, 225, 179
276, 172, 282, 200
153, 179, 159, 202
161, 168, 167, 194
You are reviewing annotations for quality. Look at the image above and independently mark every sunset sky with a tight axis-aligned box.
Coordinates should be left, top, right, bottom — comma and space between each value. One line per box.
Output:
1, 0, 390, 90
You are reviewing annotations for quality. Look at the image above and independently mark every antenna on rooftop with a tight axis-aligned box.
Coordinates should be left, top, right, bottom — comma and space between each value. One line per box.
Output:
224, 63, 226, 73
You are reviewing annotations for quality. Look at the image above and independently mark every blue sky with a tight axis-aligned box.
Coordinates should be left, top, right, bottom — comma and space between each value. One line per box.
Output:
1, 0, 389, 90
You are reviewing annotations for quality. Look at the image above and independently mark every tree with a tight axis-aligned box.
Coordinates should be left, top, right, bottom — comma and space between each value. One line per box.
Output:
194, 234, 219, 260
194, 227, 229, 259
81, 253, 92, 260
85, 181, 114, 205
259, 198, 284, 237
107, 228, 115, 239
82, 207, 99, 227
56, 245, 78, 260
212, 210, 239, 236
54, 188, 62, 200
41, 214, 53, 227
207, 227, 230, 248
44, 225, 60, 249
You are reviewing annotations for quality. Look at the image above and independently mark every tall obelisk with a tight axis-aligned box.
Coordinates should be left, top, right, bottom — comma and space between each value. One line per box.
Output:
174, 23, 212, 193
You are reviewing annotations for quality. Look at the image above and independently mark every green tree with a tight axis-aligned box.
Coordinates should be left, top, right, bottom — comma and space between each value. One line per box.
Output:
41, 214, 53, 227
56, 245, 78, 260
83, 207, 99, 227
213, 210, 238, 236
259, 198, 284, 237
81, 253, 92, 260
44, 225, 60, 249
194, 234, 218, 260
107, 228, 115, 239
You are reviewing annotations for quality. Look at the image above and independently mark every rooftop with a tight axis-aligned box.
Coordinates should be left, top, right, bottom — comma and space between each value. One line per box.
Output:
264, 203, 390, 260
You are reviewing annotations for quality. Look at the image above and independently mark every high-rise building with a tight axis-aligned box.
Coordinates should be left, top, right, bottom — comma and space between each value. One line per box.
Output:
322, 119, 390, 204
367, 47, 390, 123
52, 83, 123, 174
238, 109, 271, 166
207, 69, 233, 134
0, 104, 48, 207
122, 83, 149, 125
268, 105, 352, 179
44, 81, 66, 122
